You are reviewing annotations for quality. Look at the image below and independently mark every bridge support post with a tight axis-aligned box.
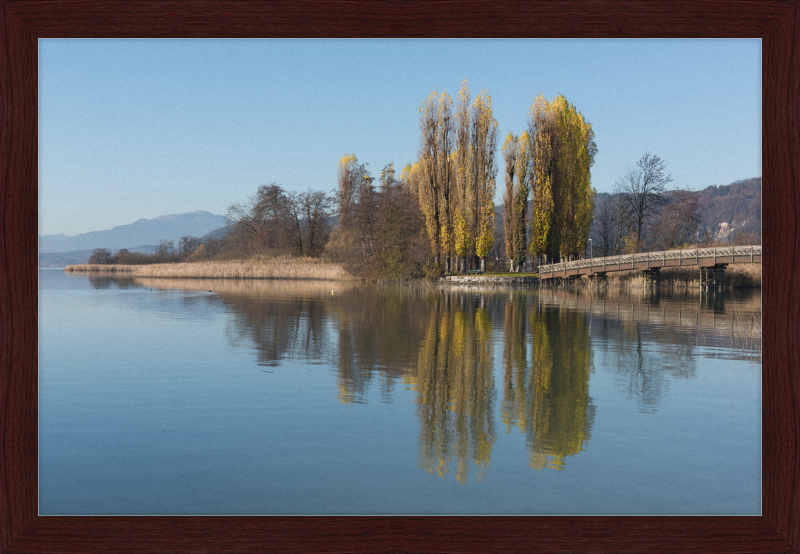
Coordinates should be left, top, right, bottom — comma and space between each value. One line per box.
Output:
642, 267, 661, 286
700, 264, 727, 289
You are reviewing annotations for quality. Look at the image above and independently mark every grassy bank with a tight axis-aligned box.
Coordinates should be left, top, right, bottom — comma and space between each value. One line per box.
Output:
65, 255, 353, 280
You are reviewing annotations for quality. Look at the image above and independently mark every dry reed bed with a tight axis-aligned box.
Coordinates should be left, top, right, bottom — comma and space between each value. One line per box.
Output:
556, 263, 762, 289
65, 256, 352, 280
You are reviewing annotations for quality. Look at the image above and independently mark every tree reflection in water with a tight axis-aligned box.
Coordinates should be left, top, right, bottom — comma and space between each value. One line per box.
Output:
413, 295, 497, 484
591, 294, 699, 414
130, 279, 731, 482
502, 294, 595, 470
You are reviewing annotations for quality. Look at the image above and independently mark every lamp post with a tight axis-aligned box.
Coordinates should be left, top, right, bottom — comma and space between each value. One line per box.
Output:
589, 238, 592, 259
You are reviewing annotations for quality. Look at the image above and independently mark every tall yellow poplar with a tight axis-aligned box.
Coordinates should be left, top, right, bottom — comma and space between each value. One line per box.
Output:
418, 92, 441, 263
453, 80, 473, 271
471, 91, 498, 272
513, 131, 531, 270
337, 153, 359, 228
502, 132, 519, 270
436, 91, 456, 272
527, 93, 596, 263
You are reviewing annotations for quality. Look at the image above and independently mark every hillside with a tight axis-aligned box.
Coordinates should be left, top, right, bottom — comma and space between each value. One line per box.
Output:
694, 177, 761, 241
592, 177, 761, 245
40, 211, 229, 254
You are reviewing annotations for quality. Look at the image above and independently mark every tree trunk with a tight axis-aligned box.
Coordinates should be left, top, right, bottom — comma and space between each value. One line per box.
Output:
480, 257, 485, 273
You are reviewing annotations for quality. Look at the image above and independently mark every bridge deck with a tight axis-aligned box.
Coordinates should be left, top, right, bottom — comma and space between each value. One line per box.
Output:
538, 245, 761, 280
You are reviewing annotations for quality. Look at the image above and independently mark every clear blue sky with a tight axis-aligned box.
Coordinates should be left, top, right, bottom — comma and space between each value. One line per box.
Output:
39, 39, 761, 236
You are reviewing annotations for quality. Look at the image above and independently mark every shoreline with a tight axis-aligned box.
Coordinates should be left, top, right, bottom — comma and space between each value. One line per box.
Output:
62, 259, 761, 289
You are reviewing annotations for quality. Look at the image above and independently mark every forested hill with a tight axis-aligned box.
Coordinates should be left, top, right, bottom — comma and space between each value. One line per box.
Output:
592, 177, 761, 244
694, 177, 761, 242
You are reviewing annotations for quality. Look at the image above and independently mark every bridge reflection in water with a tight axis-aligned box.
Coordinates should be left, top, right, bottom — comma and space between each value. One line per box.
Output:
132, 278, 760, 482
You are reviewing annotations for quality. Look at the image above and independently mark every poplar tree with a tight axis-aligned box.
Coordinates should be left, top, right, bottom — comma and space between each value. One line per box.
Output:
528, 95, 556, 263
502, 132, 520, 271
553, 96, 595, 260
453, 80, 473, 273
528, 94, 596, 263
513, 131, 532, 270
503, 131, 532, 272
337, 153, 360, 229
471, 91, 498, 273
436, 92, 456, 273
399, 163, 414, 193
418, 91, 442, 265
416, 84, 497, 273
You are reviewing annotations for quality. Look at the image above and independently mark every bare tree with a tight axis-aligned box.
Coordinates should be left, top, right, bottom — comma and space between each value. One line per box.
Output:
256, 184, 291, 250
593, 193, 631, 257
651, 188, 701, 250
616, 153, 672, 252
203, 238, 221, 259
178, 236, 202, 260
88, 248, 113, 265
227, 183, 292, 254
300, 190, 334, 257
286, 192, 306, 256
154, 239, 175, 262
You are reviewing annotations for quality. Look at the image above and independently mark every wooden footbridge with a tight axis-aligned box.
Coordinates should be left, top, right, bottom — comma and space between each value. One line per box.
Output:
538, 245, 761, 287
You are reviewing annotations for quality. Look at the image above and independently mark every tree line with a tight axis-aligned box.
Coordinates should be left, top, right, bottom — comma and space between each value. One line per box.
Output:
87, 235, 218, 265
226, 184, 334, 258
88, 82, 599, 277
503, 93, 596, 271
331, 81, 599, 277
88, 80, 756, 276
591, 152, 724, 258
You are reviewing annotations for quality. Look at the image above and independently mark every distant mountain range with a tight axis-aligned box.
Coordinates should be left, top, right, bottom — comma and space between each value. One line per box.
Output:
38, 245, 160, 268
40, 211, 229, 254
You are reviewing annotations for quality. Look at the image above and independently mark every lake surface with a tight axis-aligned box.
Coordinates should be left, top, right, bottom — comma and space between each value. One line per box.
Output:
39, 269, 761, 515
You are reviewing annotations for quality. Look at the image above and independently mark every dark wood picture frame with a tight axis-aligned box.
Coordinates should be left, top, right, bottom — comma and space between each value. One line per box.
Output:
1, 1, 797, 552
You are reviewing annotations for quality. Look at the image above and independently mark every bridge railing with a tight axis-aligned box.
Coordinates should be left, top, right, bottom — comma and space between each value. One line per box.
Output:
538, 245, 761, 276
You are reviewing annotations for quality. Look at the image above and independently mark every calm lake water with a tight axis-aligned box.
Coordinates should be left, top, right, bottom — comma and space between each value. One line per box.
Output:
38, 268, 761, 515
